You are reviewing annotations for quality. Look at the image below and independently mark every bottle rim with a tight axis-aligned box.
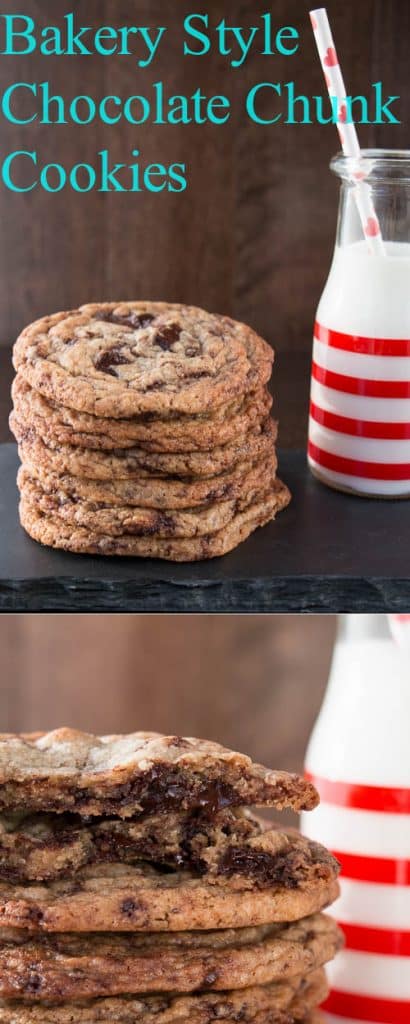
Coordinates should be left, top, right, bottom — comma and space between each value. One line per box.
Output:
331, 149, 410, 185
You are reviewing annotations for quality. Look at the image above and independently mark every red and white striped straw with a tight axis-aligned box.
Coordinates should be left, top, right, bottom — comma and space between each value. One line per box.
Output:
310, 7, 384, 254
388, 615, 410, 648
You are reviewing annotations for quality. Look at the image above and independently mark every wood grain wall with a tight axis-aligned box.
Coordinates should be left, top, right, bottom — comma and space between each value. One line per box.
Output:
0, 614, 336, 773
0, 0, 408, 348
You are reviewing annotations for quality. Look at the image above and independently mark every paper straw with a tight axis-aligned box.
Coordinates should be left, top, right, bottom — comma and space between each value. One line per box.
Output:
388, 615, 410, 648
310, 8, 384, 254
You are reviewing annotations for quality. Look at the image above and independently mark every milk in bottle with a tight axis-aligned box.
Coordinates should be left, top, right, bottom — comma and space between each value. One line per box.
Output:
301, 614, 410, 1023
308, 151, 410, 496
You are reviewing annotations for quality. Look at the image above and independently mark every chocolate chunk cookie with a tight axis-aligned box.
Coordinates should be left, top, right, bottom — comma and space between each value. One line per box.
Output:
17, 469, 276, 541
11, 303, 292, 560
10, 413, 277, 479
0, 731, 318, 817
18, 455, 278, 511
12, 303, 273, 418
18, 480, 290, 560
0, 916, 341, 1000
0, 808, 261, 884
0, 837, 339, 932
0, 969, 328, 1023
0, 810, 336, 898
12, 376, 274, 454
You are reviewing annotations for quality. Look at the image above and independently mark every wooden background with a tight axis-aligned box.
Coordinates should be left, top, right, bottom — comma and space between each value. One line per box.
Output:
0, 614, 336, 773
0, 0, 408, 350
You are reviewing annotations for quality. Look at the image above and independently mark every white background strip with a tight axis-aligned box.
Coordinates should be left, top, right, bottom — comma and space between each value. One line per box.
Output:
307, 457, 409, 494
303, 803, 410, 857
333, 877, 410, 929
310, 377, 410, 420
313, 338, 410, 380
327, 951, 410, 999
309, 419, 410, 460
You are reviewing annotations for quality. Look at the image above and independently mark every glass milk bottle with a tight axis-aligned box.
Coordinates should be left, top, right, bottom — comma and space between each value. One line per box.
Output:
301, 615, 410, 1024
308, 150, 410, 497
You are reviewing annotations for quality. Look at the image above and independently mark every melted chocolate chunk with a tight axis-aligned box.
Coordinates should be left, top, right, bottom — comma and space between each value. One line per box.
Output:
94, 347, 130, 376
5, 767, 245, 818
62, 768, 239, 819
218, 847, 302, 890
154, 324, 181, 350
196, 779, 238, 815
133, 768, 239, 819
96, 310, 155, 329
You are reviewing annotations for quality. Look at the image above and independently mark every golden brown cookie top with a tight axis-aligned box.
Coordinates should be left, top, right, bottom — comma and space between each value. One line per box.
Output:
13, 303, 274, 418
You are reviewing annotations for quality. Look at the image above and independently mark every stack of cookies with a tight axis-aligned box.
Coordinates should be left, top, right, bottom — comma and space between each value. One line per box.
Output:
10, 302, 290, 561
0, 730, 342, 1023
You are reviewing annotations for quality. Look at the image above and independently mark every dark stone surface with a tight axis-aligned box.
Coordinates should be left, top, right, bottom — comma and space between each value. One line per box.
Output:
1, 444, 409, 612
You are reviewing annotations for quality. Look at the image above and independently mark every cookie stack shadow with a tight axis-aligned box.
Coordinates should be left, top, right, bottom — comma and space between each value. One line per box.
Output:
0, 730, 343, 1023
10, 302, 291, 561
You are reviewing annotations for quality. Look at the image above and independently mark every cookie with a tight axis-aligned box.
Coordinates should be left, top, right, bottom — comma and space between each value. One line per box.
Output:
0, 812, 335, 897
0, 808, 263, 884
0, 916, 341, 1000
12, 303, 274, 418
19, 481, 290, 559
17, 469, 275, 541
0, 841, 339, 932
18, 452, 279, 510
16, 423, 278, 508
10, 412, 277, 480
0, 969, 327, 1023
0, 730, 318, 817
12, 376, 274, 454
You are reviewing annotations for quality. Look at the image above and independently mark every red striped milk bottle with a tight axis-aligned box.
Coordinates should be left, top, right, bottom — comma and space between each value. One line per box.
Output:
301, 614, 410, 1024
308, 150, 410, 497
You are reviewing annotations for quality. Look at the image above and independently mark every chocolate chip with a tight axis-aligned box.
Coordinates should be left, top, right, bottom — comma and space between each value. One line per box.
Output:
24, 973, 43, 993
123, 312, 155, 329
25, 906, 44, 924
155, 324, 181, 350
121, 898, 141, 917
196, 780, 238, 815
96, 310, 154, 329
94, 347, 130, 376
156, 514, 176, 534
217, 846, 301, 889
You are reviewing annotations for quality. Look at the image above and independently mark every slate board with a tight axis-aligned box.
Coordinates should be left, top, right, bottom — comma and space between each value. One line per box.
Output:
0, 443, 409, 613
